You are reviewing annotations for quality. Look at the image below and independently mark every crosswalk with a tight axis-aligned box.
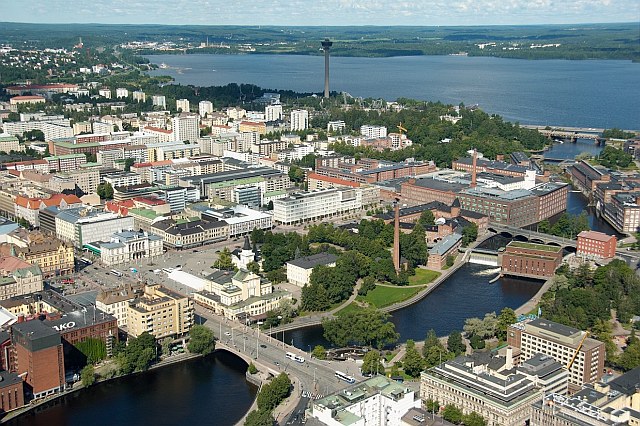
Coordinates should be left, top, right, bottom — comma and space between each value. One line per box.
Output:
301, 391, 324, 400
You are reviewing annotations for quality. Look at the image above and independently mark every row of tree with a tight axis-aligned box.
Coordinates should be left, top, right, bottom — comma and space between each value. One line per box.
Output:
244, 373, 292, 426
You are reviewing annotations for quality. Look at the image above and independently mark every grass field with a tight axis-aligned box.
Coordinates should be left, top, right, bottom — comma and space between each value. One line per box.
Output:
407, 269, 441, 286
358, 285, 423, 308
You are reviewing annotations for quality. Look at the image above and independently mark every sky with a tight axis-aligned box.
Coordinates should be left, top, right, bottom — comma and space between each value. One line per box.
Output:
3, 0, 639, 26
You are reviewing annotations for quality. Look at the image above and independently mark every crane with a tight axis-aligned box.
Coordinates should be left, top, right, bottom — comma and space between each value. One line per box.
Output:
397, 122, 408, 135
566, 331, 590, 370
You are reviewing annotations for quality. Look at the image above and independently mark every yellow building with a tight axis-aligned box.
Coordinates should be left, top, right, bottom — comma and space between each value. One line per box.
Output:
127, 284, 194, 339
0, 231, 75, 277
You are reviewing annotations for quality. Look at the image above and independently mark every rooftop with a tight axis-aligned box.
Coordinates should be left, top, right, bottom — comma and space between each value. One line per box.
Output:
287, 253, 338, 269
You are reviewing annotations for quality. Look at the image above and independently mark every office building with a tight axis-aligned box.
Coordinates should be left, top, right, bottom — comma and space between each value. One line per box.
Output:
310, 376, 421, 426
290, 109, 309, 131
421, 351, 568, 426
273, 188, 364, 225
55, 207, 135, 249
531, 367, 640, 426
127, 284, 194, 339
151, 218, 228, 249
507, 317, 605, 392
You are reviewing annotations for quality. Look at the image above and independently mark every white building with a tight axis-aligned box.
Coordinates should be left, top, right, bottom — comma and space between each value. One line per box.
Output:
360, 125, 388, 139
132, 90, 146, 102
103, 172, 143, 188
290, 109, 309, 131
193, 268, 292, 321
116, 88, 129, 98
310, 376, 421, 426
176, 99, 190, 113
55, 207, 135, 248
98, 88, 112, 99
152, 95, 167, 108
286, 252, 338, 287
198, 100, 214, 118
172, 114, 200, 143
91, 230, 163, 266
96, 285, 137, 327
265, 103, 283, 122
273, 188, 363, 225
327, 120, 346, 133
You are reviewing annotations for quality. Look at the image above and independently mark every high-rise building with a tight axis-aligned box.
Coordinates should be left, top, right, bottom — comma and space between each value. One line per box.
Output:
198, 101, 214, 117
172, 114, 200, 143
265, 103, 283, 122
290, 109, 309, 131
152, 95, 166, 108
176, 99, 190, 113
507, 317, 605, 392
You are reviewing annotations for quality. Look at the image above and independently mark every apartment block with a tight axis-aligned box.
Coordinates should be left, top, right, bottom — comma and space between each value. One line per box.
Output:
127, 284, 194, 339
290, 109, 308, 131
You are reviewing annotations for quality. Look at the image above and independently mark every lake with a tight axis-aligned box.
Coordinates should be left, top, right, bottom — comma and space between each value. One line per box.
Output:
147, 54, 640, 130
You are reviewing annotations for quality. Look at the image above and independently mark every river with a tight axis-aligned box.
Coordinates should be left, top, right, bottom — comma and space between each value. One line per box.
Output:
147, 54, 640, 130
281, 263, 542, 351
8, 351, 257, 426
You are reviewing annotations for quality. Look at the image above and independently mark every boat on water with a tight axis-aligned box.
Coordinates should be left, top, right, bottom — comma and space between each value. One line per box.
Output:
159, 63, 169, 69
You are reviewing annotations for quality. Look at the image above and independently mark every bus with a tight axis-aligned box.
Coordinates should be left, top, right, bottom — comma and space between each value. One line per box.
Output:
79, 257, 92, 265
335, 371, 356, 384
110, 269, 123, 277
285, 352, 305, 363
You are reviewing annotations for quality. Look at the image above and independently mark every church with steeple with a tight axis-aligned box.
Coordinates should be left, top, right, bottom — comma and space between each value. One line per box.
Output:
232, 235, 257, 270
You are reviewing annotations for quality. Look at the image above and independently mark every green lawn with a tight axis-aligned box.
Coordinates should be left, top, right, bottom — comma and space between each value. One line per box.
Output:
336, 302, 365, 316
407, 269, 441, 286
357, 285, 423, 308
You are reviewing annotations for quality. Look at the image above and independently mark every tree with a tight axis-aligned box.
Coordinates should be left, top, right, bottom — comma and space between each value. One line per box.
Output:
461, 223, 479, 247
96, 182, 114, 199
462, 412, 487, 426
124, 157, 136, 171
213, 247, 235, 270
402, 340, 425, 377
425, 399, 440, 414
442, 404, 463, 424
496, 308, 517, 341
188, 324, 215, 355
423, 329, 443, 357
322, 308, 399, 348
361, 350, 384, 376
617, 335, 640, 371
447, 331, 466, 356
247, 261, 261, 275
161, 337, 173, 356
446, 255, 455, 268
257, 373, 291, 411
312, 345, 327, 360
288, 165, 305, 185
248, 363, 258, 374
418, 210, 435, 227
244, 409, 274, 426
80, 364, 96, 387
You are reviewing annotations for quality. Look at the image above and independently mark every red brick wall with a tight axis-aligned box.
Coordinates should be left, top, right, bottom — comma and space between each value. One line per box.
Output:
14, 344, 64, 396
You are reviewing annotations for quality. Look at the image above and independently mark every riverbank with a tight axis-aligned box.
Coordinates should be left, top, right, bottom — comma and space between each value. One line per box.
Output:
1, 352, 203, 424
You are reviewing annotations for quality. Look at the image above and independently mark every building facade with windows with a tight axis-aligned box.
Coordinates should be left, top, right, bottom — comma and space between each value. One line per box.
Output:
507, 318, 605, 392
127, 284, 194, 339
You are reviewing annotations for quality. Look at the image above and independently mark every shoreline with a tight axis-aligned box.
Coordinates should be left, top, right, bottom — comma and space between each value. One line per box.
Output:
0, 352, 205, 424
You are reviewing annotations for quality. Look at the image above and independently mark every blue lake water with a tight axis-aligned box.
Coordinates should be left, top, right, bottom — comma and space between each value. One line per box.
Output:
147, 54, 640, 129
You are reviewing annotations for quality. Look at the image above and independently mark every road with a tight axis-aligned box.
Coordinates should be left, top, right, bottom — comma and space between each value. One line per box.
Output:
194, 306, 363, 410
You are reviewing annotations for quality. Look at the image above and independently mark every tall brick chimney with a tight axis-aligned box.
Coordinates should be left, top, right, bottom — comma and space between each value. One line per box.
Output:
470, 149, 478, 188
393, 199, 400, 273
